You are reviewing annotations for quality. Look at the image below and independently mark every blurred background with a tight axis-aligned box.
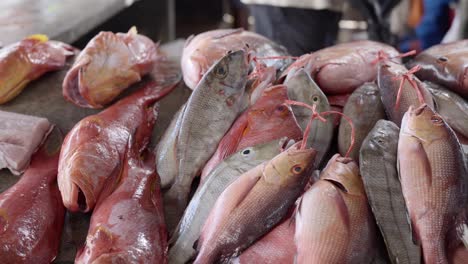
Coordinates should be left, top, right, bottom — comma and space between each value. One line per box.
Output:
1, 0, 467, 54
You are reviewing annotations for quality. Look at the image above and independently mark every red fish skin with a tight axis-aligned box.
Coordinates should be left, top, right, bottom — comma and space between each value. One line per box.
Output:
58, 72, 180, 213
200, 85, 303, 181
62, 29, 158, 108
0, 139, 65, 263
75, 145, 168, 264
0, 37, 74, 104
281, 41, 399, 95
327, 93, 351, 108
234, 216, 296, 264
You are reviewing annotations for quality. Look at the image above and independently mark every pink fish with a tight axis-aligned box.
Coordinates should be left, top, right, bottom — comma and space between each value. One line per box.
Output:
63, 27, 158, 108
0, 131, 65, 263
58, 64, 180, 212
201, 85, 302, 181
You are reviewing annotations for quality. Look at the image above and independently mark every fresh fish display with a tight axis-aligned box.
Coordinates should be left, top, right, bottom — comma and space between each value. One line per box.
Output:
0, 130, 65, 263
338, 82, 385, 161
295, 154, 376, 264
0, 110, 52, 175
75, 140, 167, 264
408, 40, 468, 98
58, 67, 180, 212
426, 82, 468, 140
398, 104, 468, 263
194, 142, 316, 263
181, 28, 289, 90
281, 40, 399, 95
327, 93, 351, 108
63, 27, 158, 108
158, 50, 248, 230
200, 84, 302, 180
0, 34, 73, 104
360, 120, 420, 264
232, 215, 296, 264
377, 60, 434, 126
284, 68, 334, 167
169, 139, 287, 264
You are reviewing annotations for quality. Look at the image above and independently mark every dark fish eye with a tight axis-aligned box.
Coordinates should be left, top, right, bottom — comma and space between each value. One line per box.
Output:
430, 115, 443, 125
312, 95, 320, 102
215, 64, 228, 79
276, 105, 286, 112
291, 165, 303, 174
242, 149, 251, 155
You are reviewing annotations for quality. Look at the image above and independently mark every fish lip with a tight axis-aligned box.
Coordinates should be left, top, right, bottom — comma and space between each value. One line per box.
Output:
411, 104, 428, 116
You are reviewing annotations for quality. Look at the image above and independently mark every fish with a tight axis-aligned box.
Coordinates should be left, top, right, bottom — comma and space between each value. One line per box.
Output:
0, 110, 53, 175
158, 50, 248, 231
284, 68, 334, 167
426, 81, 468, 140
194, 142, 316, 263
377, 60, 434, 127
168, 139, 289, 264
327, 93, 351, 108
181, 28, 289, 90
58, 64, 180, 213
338, 82, 386, 161
200, 84, 302, 181
75, 139, 167, 264
295, 154, 376, 264
63, 27, 158, 108
0, 129, 65, 263
280, 40, 399, 95
407, 40, 468, 98
398, 104, 468, 263
0, 34, 74, 104
231, 214, 296, 264
360, 120, 421, 264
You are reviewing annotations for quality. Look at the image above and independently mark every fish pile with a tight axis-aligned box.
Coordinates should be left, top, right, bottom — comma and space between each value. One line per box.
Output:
0, 28, 467, 264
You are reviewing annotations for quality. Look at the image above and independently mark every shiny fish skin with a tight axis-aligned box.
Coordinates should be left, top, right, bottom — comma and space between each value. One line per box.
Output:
58, 69, 180, 213
0, 35, 74, 104
281, 40, 399, 95
377, 60, 434, 127
426, 81, 468, 140
398, 104, 468, 264
168, 139, 285, 264
181, 29, 289, 90
200, 84, 302, 181
194, 142, 316, 263
338, 82, 385, 161
63, 28, 158, 108
161, 50, 249, 231
295, 154, 376, 264
360, 120, 420, 264
75, 144, 167, 264
408, 40, 468, 98
284, 68, 333, 167
0, 131, 65, 263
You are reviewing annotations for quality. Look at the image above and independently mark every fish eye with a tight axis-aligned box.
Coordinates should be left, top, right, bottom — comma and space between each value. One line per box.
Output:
437, 56, 448, 62
291, 165, 303, 174
276, 105, 287, 112
241, 148, 252, 156
430, 115, 444, 125
215, 63, 228, 79
311, 95, 320, 103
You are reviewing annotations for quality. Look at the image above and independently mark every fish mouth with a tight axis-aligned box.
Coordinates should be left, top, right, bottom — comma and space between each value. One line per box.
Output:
412, 104, 428, 116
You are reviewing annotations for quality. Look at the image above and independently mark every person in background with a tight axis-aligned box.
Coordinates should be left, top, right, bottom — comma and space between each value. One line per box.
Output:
241, 0, 345, 56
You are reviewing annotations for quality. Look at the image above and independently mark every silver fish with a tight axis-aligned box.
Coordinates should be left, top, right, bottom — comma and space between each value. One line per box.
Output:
168, 139, 290, 264
284, 68, 333, 167
157, 50, 249, 231
360, 120, 420, 264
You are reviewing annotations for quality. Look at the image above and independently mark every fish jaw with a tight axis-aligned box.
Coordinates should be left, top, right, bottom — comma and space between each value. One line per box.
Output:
401, 104, 449, 144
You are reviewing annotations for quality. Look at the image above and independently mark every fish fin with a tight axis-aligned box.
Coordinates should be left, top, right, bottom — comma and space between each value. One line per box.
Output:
290, 195, 303, 227
197, 164, 263, 250
212, 28, 243, 40
184, 34, 195, 48
26, 34, 49, 42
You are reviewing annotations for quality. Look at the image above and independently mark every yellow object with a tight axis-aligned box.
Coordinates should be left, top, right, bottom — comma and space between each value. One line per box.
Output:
26, 34, 49, 42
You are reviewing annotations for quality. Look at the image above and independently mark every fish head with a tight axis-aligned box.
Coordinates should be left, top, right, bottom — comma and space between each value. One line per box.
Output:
368, 120, 399, 152
262, 142, 316, 186
236, 138, 295, 166
320, 154, 364, 196
205, 50, 249, 107
401, 104, 450, 144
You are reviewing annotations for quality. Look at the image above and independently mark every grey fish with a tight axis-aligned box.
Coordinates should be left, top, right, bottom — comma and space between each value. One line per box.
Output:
284, 68, 333, 167
360, 120, 420, 264
425, 81, 468, 140
156, 50, 249, 231
168, 139, 290, 264
338, 82, 385, 161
